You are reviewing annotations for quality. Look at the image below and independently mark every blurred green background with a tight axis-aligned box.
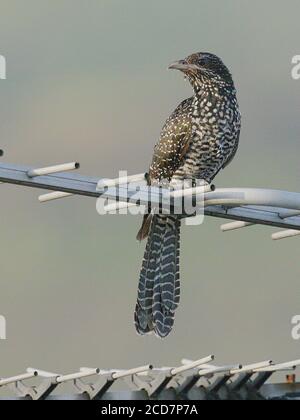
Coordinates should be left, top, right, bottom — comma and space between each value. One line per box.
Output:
0, 0, 299, 380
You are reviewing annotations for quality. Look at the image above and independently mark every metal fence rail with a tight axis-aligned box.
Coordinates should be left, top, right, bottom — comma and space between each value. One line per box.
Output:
0, 356, 299, 400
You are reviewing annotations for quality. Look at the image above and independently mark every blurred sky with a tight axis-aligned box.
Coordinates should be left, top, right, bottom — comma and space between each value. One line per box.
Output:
0, 0, 300, 382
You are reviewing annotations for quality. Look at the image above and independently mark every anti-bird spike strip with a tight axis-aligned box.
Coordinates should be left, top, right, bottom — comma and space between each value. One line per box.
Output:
0, 357, 299, 400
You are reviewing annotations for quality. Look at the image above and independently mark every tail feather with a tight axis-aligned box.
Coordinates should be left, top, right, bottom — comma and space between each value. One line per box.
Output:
134, 214, 181, 337
136, 214, 152, 241
134, 214, 157, 334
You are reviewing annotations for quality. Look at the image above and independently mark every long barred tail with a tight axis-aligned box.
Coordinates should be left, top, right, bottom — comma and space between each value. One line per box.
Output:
134, 214, 181, 338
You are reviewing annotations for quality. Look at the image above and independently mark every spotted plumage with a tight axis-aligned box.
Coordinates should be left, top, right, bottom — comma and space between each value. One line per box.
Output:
135, 52, 241, 338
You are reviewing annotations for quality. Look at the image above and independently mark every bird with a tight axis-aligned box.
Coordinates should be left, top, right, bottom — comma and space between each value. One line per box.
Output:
134, 52, 241, 338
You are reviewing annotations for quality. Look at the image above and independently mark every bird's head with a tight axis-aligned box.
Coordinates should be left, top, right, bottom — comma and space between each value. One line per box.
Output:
169, 52, 234, 91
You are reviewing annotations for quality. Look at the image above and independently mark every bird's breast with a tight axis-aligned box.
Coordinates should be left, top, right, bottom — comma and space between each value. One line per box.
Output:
173, 95, 240, 181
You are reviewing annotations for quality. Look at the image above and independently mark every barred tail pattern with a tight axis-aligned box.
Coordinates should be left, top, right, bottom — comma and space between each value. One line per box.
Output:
134, 214, 181, 338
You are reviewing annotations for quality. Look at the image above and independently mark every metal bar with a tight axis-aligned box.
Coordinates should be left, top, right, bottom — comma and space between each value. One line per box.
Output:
209, 374, 231, 393
252, 372, 273, 390
2, 162, 300, 231
279, 209, 300, 219
104, 201, 141, 213
229, 372, 254, 391
2, 162, 300, 211
97, 173, 147, 189
102, 185, 212, 214
27, 162, 80, 178
205, 205, 300, 231
238, 205, 300, 217
102, 186, 211, 213
0, 371, 38, 387
0, 162, 103, 197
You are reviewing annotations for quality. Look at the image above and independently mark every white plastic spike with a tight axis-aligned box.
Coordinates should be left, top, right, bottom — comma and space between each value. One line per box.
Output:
132, 367, 171, 377
170, 355, 214, 376
230, 360, 272, 374
181, 358, 216, 370
111, 365, 152, 380
55, 368, 100, 383
221, 221, 253, 232
39, 191, 73, 203
255, 367, 294, 373
79, 367, 99, 373
27, 162, 80, 178
97, 173, 147, 190
27, 367, 59, 378
181, 358, 195, 365
80, 366, 154, 378
198, 364, 242, 377
254, 359, 300, 372
0, 371, 38, 387
272, 230, 300, 241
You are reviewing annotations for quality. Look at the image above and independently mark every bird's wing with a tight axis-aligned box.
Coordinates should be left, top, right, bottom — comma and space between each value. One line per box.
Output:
222, 122, 241, 169
149, 97, 193, 181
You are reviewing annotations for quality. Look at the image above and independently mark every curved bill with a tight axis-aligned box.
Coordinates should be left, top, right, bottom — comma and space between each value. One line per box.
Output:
168, 60, 199, 72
